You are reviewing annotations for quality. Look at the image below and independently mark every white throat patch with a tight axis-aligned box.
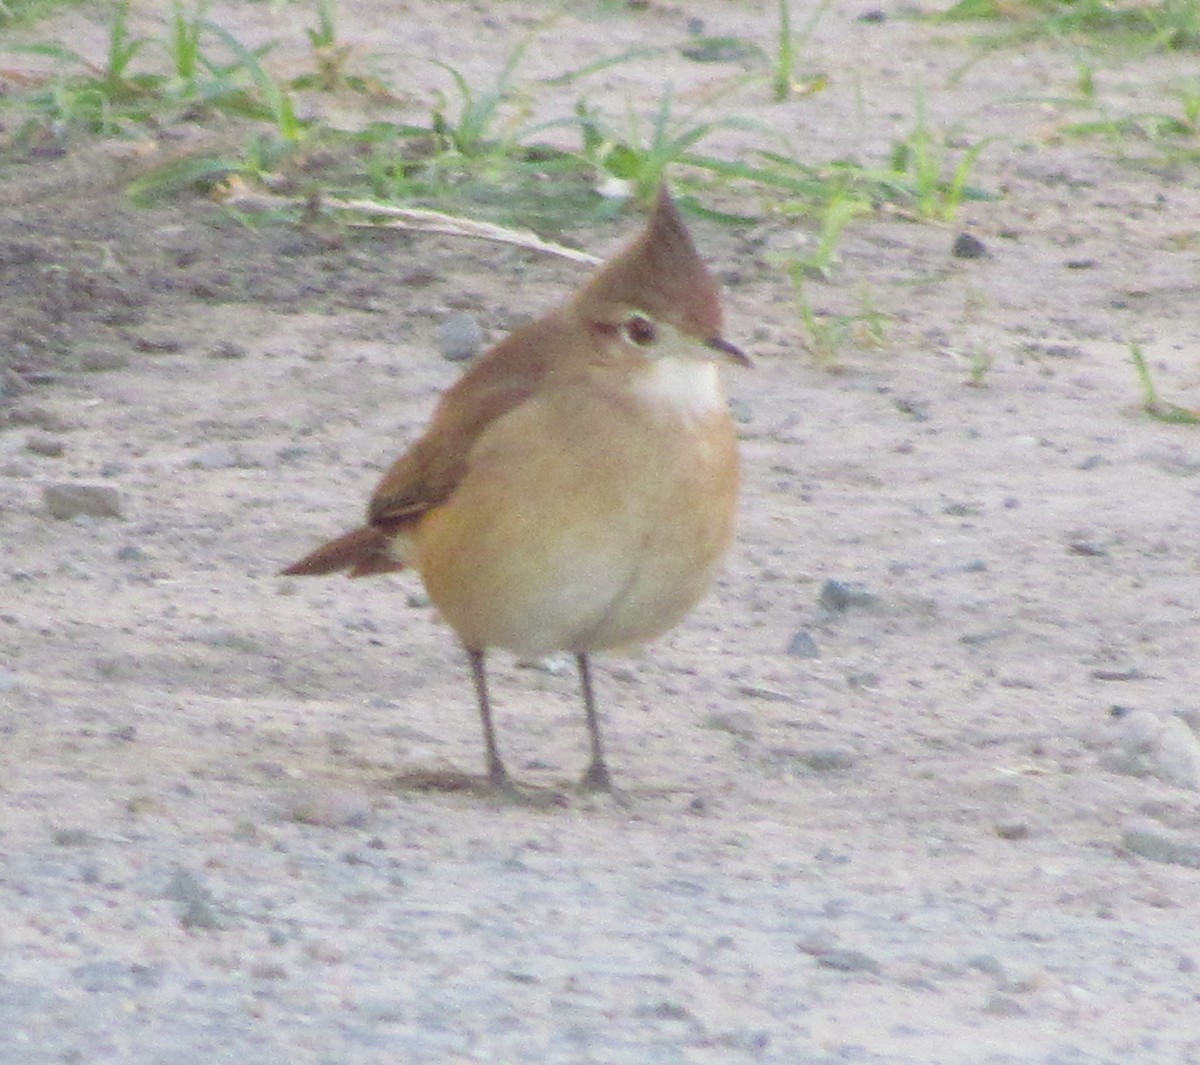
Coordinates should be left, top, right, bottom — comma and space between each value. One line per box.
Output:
635, 356, 725, 419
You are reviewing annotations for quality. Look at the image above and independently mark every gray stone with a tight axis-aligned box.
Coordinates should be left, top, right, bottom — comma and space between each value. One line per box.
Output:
815, 948, 880, 973
208, 341, 247, 359
1154, 715, 1200, 790
165, 868, 224, 930
965, 953, 1006, 978
796, 928, 839, 956
283, 783, 372, 828
1112, 708, 1163, 752
701, 709, 757, 739
982, 993, 1027, 1017
43, 482, 123, 520
24, 432, 65, 457
164, 866, 211, 905
952, 232, 989, 259
1111, 710, 1200, 790
818, 579, 878, 613
437, 313, 485, 362
785, 630, 820, 658
179, 896, 224, 930
76, 346, 131, 372
795, 747, 857, 773
1122, 821, 1200, 869
73, 960, 133, 993
187, 443, 241, 470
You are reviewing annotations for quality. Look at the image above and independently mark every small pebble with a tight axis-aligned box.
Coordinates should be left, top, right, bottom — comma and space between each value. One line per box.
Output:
73, 960, 133, 994
76, 347, 130, 372
1154, 715, 1200, 790
1, 457, 33, 477
208, 341, 247, 360
1112, 708, 1163, 752
702, 709, 757, 739
132, 332, 183, 354
736, 683, 793, 703
164, 866, 211, 905
818, 579, 878, 613
815, 948, 880, 974
179, 896, 224, 930
188, 626, 260, 653
10, 405, 73, 431
793, 747, 857, 773
966, 953, 1006, 978
728, 396, 752, 424
1, 367, 29, 399
188, 443, 241, 470
983, 993, 1027, 1017
515, 653, 571, 675
164, 867, 224, 929
283, 783, 372, 828
952, 232, 989, 259
785, 630, 820, 658
25, 432, 65, 457
437, 313, 485, 362
796, 929, 839, 956
43, 482, 123, 520
1122, 821, 1200, 869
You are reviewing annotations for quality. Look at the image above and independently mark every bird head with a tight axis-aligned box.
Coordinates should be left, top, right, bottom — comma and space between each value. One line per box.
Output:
572, 186, 749, 368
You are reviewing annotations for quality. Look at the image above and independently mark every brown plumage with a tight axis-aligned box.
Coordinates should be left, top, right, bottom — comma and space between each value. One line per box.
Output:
282, 186, 747, 794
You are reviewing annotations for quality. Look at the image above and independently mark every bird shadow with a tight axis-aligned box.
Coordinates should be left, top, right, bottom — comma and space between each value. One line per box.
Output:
386, 767, 651, 810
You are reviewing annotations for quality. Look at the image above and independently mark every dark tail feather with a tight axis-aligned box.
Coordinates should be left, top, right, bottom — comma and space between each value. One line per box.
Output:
281, 525, 406, 578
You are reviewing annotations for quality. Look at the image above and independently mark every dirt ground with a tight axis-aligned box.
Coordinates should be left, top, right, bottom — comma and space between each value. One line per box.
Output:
3, 2, 1200, 1063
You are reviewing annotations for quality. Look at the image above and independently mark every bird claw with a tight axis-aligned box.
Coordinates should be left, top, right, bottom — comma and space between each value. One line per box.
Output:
577, 762, 629, 806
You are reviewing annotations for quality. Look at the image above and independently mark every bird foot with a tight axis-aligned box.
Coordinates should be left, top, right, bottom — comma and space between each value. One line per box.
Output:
576, 761, 628, 806
578, 759, 613, 792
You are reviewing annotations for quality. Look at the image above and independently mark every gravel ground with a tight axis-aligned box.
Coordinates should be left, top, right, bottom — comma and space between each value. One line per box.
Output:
3, 2, 1200, 1063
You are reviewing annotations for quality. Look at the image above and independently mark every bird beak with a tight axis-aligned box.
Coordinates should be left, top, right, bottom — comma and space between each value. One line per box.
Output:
705, 335, 751, 367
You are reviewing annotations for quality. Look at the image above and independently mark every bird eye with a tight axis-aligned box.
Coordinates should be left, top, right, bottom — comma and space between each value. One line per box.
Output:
621, 314, 658, 347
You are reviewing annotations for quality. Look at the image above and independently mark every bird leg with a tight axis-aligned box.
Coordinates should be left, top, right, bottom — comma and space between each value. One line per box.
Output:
467, 648, 513, 790
576, 653, 615, 793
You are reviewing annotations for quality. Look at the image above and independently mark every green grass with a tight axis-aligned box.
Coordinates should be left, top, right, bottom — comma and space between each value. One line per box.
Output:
887, 97, 993, 221
0, 0, 82, 26
771, 0, 831, 102
575, 84, 760, 207
1129, 343, 1200, 424
783, 268, 891, 368
939, 0, 1200, 51
0, 0, 1000, 304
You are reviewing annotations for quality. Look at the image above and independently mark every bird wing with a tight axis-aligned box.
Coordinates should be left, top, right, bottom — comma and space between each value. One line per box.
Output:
281, 313, 572, 580
366, 315, 564, 530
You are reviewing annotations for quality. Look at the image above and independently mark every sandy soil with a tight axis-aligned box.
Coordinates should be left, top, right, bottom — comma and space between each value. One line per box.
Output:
3, 2, 1200, 1063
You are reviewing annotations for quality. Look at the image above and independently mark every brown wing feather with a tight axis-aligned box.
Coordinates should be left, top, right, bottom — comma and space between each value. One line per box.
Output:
282, 310, 580, 580
367, 311, 572, 527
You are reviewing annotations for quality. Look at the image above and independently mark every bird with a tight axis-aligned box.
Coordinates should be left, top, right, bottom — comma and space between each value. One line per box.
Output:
281, 185, 748, 796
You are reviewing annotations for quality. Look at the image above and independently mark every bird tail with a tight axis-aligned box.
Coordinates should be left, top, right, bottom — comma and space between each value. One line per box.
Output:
280, 525, 406, 578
